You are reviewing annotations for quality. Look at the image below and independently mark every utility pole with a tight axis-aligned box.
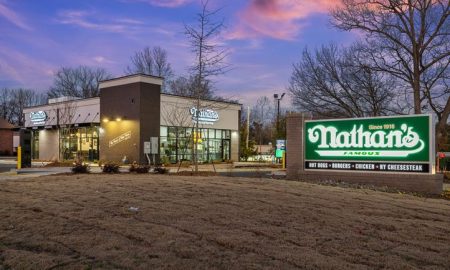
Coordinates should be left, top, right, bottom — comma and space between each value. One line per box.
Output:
246, 106, 250, 148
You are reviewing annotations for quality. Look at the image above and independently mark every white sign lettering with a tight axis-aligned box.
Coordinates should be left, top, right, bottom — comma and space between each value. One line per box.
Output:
109, 131, 131, 147
190, 107, 219, 125
308, 124, 424, 158
30, 111, 47, 125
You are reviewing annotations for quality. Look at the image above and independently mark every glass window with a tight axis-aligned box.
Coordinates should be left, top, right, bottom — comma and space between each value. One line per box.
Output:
168, 127, 176, 138
59, 125, 99, 161
177, 128, 185, 138
216, 129, 222, 139
186, 128, 192, 138
160, 126, 167, 137
209, 129, 215, 139
31, 130, 39, 159
224, 130, 231, 139
201, 128, 208, 139
160, 126, 234, 163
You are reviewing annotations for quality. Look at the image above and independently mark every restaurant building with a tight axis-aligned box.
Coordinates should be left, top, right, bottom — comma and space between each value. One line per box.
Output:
23, 74, 241, 164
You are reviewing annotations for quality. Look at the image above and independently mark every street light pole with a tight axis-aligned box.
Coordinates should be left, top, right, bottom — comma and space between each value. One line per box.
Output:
273, 93, 285, 137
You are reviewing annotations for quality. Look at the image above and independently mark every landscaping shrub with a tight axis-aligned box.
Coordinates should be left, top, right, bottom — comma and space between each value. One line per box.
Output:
102, 162, 120, 173
136, 165, 150, 173
154, 167, 169, 174
129, 162, 150, 173
71, 161, 90, 174
129, 162, 138, 173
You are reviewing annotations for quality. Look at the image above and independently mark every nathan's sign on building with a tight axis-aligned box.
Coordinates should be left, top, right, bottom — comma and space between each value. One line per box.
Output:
30, 111, 47, 125
304, 115, 433, 173
190, 107, 219, 125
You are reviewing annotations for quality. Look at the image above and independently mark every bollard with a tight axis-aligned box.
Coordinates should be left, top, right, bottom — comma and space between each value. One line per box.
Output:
17, 146, 22, 170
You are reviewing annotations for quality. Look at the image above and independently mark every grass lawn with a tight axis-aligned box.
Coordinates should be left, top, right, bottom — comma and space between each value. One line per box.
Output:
0, 174, 449, 269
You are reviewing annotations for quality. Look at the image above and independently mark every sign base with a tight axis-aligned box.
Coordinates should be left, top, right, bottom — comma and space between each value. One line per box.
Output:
294, 171, 443, 194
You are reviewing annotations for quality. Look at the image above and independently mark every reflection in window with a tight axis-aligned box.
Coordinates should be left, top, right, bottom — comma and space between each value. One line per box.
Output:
59, 125, 99, 161
160, 126, 231, 163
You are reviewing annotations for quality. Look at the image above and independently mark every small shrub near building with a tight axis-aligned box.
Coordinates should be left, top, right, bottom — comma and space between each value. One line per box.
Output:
129, 162, 150, 173
154, 167, 169, 174
71, 161, 90, 174
102, 162, 120, 173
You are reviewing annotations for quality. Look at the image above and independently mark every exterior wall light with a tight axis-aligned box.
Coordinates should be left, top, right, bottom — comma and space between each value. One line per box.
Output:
103, 118, 109, 123
116, 117, 122, 122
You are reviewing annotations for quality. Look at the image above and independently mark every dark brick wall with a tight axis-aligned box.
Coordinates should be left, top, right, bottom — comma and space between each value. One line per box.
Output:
100, 81, 161, 164
0, 130, 13, 155
286, 113, 311, 178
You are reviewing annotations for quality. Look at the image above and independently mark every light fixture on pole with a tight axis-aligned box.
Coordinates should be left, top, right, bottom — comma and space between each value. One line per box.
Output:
273, 93, 285, 137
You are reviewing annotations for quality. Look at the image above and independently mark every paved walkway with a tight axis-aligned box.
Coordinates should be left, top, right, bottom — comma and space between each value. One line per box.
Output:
0, 162, 448, 193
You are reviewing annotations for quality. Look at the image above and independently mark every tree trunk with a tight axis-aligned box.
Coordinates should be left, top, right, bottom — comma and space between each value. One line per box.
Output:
436, 99, 450, 151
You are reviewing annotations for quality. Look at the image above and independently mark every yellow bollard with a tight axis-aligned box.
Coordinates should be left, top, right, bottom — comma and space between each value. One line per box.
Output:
17, 146, 22, 170
282, 151, 286, 169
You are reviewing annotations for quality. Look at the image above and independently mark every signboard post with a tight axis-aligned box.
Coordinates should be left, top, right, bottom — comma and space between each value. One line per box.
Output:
149, 137, 158, 165
304, 114, 434, 174
144, 141, 151, 164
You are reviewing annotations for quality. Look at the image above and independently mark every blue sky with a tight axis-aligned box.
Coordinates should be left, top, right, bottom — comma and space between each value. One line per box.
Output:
0, 0, 355, 105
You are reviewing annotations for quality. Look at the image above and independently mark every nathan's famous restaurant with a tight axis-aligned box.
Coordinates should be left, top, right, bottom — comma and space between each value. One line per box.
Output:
23, 74, 241, 164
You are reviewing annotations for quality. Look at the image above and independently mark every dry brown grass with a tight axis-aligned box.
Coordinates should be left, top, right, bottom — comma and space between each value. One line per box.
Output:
0, 174, 449, 269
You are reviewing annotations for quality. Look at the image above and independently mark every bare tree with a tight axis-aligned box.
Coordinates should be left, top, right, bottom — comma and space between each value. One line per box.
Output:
0, 88, 11, 122
125, 46, 174, 92
168, 75, 213, 98
331, 0, 450, 145
160, 101, 195, 164
288, 44, 401, 118
54, 100, 78, 160
184, 0, 230, 171
0, 88, 46, 126
47, 66, 111, 98
251, 97, 274, 151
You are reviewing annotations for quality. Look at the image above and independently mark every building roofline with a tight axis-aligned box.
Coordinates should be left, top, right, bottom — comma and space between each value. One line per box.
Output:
23, 92, 242, 110
100, 73, 164, 83
99, 73, 163, 88
23, 96, 100, 110
161, 92, 242, 106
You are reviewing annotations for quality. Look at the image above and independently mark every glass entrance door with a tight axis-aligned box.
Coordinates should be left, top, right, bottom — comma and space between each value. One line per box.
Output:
222, 139, 230, 161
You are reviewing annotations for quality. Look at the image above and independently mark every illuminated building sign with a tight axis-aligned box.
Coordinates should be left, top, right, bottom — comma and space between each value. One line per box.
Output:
109, 131, 131, 147
30, 111, 47, 125
190, 107, 219, 125
304, 115, 433, 173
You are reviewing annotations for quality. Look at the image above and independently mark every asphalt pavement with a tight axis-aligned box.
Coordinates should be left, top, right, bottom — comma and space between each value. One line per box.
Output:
0, 164, 15, 173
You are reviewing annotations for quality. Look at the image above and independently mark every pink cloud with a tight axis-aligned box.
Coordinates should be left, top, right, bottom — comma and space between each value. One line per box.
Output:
0, 44, 54, 90
57, 10, 146, 34
0, 1, 31, 30
228, 0, 340, 40
148, 0, 191, 7
124, 0, 192, 8
58, 10, 126, 33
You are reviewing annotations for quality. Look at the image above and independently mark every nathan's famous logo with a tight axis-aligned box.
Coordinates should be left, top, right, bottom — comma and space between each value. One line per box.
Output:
190, 107, 219, 125
307, 123, 424, 158
30, 111, 47, 124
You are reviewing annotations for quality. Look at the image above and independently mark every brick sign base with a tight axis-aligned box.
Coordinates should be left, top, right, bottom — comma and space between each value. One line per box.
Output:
286, 113, 444, 195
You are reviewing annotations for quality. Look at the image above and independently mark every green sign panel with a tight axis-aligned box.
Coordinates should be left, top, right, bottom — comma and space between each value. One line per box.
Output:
304, 115, 433, 173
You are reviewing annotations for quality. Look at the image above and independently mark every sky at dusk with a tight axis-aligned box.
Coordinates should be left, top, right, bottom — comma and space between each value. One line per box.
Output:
0, 0, 356, 106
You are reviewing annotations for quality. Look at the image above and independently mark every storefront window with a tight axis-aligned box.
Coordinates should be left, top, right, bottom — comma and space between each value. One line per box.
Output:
60, 125, 99, 161
160, 126, 231, 163
31, 130, 39, 159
